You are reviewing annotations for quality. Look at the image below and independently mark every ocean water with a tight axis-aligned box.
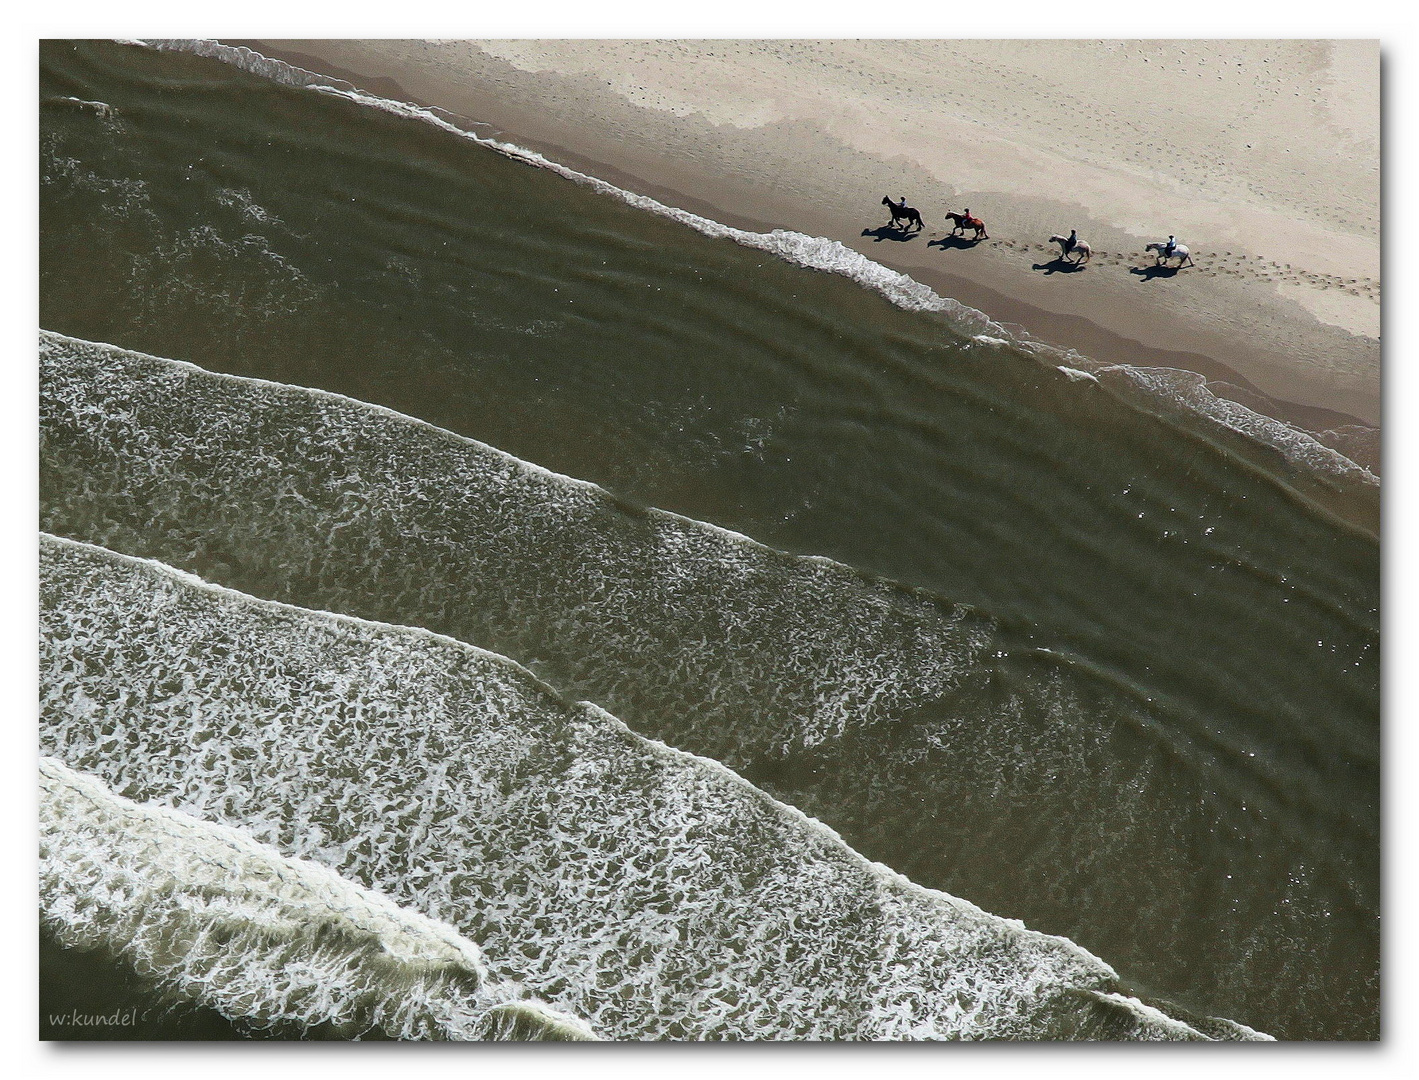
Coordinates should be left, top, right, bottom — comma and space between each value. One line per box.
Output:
40, 534, 1262, 1042
39, 39, 1378, 1039
41, 753, 597, 1041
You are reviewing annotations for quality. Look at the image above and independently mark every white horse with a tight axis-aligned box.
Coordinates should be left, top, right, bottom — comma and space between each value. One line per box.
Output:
1049, 234, 1092, 264
1145, 240, 1194, 267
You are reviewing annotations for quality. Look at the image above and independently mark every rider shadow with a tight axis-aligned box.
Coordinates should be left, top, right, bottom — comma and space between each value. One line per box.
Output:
1130, 264, 1181, 281
1032, 257, 1086, 275
861, 225, 919, 243
927, 235, 981, 251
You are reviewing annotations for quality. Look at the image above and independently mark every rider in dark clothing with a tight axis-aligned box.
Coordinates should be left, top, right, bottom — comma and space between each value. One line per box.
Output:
1065, 229, 1078, 254
1164, 235, 1177, 256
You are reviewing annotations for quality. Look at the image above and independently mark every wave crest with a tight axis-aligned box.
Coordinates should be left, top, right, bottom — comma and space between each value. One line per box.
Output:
41, 756, 596, 1040
41, 533, 1265, 1040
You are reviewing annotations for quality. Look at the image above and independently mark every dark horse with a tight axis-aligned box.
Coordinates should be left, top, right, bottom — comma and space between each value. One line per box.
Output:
882, 196, 924, 232
944, 210, 989, 240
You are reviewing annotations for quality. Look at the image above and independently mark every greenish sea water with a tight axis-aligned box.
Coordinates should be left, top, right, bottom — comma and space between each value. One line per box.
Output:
40, 39, 1378, 1039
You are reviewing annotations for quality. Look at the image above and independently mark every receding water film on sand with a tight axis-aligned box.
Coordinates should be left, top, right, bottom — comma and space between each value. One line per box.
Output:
38, 37, 1378, 1041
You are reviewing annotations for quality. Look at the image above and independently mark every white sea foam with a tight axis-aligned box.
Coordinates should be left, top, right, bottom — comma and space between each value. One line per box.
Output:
40, 532, 1265, 1040
39, 329, 1357, 1039
52, 96, 115, 119
41, 757, 596, 1040
1095, 365, 1377, 487
38, 327, 1292, 1034
40, 329, 994, 763
128, 38, 1376, 488
1080, 993, 1229, 1042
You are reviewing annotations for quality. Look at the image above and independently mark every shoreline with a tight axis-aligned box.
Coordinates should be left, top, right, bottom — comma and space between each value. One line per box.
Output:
229, 40, 1380, 472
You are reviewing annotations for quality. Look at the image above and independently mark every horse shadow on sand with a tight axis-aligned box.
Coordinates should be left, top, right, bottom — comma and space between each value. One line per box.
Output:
926, 234, 984, 251
1130, 264, 1182, 281
861, 225, 920, 243
1032, 256, 1087, 275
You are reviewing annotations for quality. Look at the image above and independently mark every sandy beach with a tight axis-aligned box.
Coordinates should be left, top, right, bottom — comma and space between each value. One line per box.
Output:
234, 39, 1380, 460
37, 39, 1383, 1041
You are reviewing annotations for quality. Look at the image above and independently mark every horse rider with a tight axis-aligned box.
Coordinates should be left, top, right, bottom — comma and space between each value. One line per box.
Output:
1164, 234, 1177, 257
1064, 229, 1078, 254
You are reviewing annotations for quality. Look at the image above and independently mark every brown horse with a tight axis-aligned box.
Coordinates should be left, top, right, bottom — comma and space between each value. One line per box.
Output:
944, 210, 989, 240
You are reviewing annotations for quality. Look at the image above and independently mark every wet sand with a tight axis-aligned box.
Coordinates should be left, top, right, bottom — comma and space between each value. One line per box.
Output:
233, 39, 1381, 463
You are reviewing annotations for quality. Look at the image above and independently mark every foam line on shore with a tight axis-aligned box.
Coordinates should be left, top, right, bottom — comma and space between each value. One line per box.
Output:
129, 38, 1374, 490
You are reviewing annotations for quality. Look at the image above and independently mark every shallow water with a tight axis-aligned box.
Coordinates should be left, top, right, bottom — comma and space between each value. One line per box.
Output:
41, 751, 597, 1041
45, 535, 1238, 1042
39, 40, 1378, 1038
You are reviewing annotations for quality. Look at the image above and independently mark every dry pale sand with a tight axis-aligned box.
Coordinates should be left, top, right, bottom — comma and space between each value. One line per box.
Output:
242, 39, 1380, 445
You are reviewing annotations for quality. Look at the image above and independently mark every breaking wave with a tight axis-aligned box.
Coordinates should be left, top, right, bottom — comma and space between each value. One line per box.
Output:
40, 329, 993, 764
39, 533, 1263, 1041
41, 756, 596, 1041
40, 329, 1374, 1037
